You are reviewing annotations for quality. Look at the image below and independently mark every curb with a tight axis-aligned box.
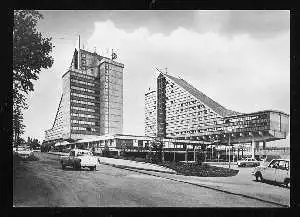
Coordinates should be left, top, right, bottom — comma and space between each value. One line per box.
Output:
99, 162, 177, 174
98, 157, 176, 173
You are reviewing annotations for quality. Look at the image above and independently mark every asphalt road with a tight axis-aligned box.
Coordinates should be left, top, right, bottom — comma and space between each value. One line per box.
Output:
13, 152, 284, 207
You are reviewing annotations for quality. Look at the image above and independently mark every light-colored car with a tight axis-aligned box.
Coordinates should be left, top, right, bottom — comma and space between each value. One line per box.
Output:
60, 149, 99, 171
16, 146, 34, 159
252, 159, 290, 188
237, 158, 260, 167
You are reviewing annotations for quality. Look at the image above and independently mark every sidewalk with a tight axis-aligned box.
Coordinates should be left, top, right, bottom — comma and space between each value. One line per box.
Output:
98, 157, 177, 174
47, 151, 176, 174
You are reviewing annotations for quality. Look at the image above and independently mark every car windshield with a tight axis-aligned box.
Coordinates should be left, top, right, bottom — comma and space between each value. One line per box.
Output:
269, 160, 279, 168
77, 151, 92, 156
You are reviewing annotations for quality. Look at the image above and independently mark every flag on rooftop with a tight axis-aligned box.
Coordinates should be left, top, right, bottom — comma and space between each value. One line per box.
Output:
112, 50, 117, 60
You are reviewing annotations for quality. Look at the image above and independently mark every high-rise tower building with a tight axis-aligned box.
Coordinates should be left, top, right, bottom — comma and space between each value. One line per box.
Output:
44, 45, 124, 143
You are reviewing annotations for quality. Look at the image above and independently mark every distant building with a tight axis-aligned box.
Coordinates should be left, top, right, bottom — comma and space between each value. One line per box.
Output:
44, 46, 124, 143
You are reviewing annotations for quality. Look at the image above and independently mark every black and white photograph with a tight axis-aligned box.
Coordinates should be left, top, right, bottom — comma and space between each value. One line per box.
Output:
13, 10, 290, 207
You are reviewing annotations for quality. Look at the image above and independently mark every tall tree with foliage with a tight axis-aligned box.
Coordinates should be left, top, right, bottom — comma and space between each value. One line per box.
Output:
13, 101, 25, 146
13, 10, 54, 145
27, 136, 40, 149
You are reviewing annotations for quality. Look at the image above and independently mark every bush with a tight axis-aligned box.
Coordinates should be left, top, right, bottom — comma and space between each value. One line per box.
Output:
159, 161, 238, 177
135, 157, 146, 162
126, 156, 135, 161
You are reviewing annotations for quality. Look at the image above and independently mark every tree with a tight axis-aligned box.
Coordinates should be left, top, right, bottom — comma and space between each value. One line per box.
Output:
13, 95, 26, 146
13, 10, 54, 97
148, 138, 164, 163
27, 136, 40, 149
13, 10, 54, 145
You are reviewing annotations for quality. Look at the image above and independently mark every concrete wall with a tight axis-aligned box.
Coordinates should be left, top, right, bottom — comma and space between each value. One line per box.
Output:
144, 90, 157, 136
164, 76, 223, 138
99, 59, 123, 135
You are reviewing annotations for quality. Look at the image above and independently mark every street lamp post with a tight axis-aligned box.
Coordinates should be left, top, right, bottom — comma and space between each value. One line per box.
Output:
173, 140, 176, 162
227, 129, 232, 169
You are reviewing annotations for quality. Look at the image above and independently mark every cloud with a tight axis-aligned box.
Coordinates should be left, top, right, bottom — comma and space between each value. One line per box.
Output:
220, 10, 290, 38
38, 10, 290, 41
84, 10, 290, 38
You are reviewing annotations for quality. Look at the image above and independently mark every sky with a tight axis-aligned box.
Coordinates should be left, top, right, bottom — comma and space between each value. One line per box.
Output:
22, 10, 290, 144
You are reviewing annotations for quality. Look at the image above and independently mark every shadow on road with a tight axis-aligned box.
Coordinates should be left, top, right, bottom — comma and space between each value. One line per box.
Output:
252, 179, 288, 189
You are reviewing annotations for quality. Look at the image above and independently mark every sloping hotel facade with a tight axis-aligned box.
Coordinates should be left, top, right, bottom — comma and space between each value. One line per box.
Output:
145, 72, 289, 159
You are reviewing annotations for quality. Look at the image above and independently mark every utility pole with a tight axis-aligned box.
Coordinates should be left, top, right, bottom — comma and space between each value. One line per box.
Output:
107, 51, 112, 134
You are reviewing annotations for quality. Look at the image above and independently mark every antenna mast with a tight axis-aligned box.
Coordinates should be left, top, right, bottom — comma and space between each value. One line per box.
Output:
155, 67, 164, 74
78, 35, 81, 70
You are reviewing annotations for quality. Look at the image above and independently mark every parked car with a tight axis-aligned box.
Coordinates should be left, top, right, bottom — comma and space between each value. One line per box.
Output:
60, 149, 99, 171
16, 146, 34, 159
252, 159, 290, 188
237, 158, 260, 167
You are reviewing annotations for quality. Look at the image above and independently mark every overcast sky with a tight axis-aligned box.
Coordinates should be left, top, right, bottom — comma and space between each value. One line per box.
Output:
22, 10, 290, 143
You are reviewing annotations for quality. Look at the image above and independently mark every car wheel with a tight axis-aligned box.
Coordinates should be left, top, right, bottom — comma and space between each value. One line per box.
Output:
284, 179, 290, 188
89, 166, 95, 171
255, 172, 263, 182
61, 164, 65, 169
